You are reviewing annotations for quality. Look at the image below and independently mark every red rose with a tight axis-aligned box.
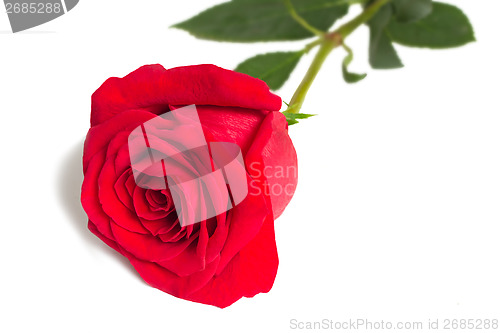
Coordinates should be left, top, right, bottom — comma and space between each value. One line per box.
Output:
81, 64, 297, 308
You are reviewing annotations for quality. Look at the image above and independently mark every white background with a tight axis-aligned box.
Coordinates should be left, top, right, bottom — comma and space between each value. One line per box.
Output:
1, 1, 499, 332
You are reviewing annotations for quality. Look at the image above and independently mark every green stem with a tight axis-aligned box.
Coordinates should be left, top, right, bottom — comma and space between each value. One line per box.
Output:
287, 37, 338, 114
284, 0, 325, 37
303, 38, 323, 53
287, 0, 390, 114
336, 0, 390, 38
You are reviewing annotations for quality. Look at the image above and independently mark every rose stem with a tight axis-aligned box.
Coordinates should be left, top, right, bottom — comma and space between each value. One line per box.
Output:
286, 0, 390, 114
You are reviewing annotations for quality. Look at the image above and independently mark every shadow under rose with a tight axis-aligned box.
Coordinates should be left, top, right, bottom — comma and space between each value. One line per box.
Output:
58, 140, 145, 283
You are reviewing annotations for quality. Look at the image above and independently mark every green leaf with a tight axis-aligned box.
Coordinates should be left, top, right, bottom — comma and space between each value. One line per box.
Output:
235, 51, 304, 90
392, 0, 432, 23
172, 0, 349, 42
368, 4, 404, 69
282, 111, 316, 126
341, 44, 367, 84
387, 2, 475, 49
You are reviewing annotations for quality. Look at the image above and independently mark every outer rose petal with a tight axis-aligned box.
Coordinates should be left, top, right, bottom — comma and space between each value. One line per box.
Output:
126, 251, 221, 298
187, 211, 278, 308
88, 220, 121, 254
91, 64, 282, 127
215, 179, 270, 274
83, 110, 156, 171
246, 112, 298, 219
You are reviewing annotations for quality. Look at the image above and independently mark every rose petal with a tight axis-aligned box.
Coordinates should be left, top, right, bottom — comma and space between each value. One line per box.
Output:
245, 111, 298, 219
91, 64, 281, 127
187, 212, 278, 308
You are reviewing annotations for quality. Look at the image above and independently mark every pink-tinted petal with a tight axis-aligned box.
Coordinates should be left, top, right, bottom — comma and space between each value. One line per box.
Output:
245, 112, 298, 219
